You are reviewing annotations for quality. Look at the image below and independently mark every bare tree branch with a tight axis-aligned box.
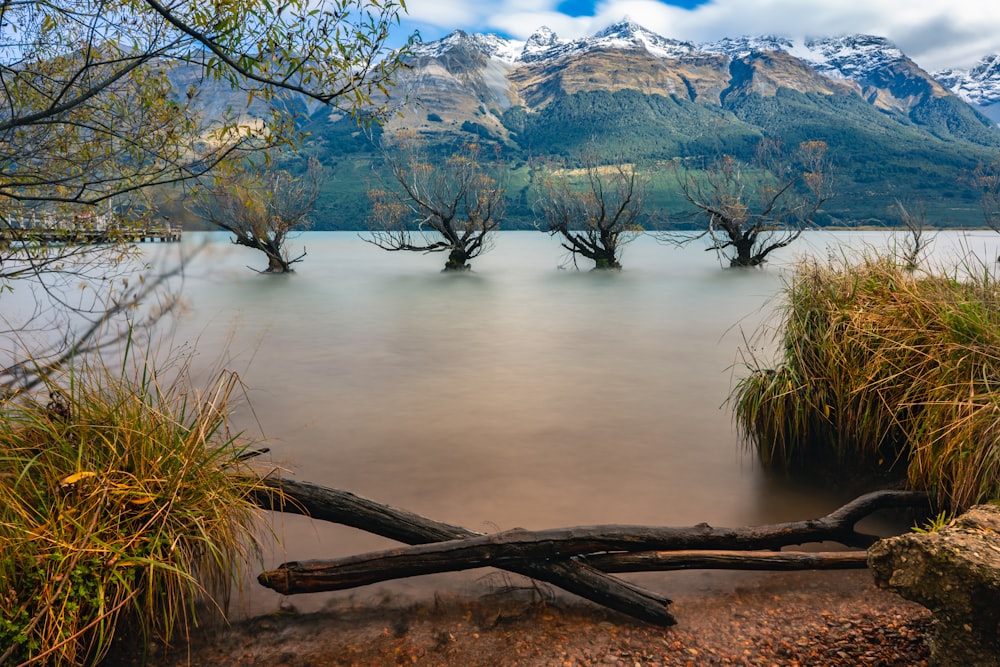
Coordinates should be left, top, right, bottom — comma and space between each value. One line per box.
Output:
365, 136, 506, 271
534, 155, 646, 270
664, 140, 833, 268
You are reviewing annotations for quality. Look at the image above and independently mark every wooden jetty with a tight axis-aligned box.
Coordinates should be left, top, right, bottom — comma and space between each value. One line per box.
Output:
1, 216, 181, 245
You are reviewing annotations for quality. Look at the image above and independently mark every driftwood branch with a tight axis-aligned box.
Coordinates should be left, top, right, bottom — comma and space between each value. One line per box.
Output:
582, 550, 869, 572
251, 480, 927, 626
259, 547, 870, 595
249, 478, 677, 626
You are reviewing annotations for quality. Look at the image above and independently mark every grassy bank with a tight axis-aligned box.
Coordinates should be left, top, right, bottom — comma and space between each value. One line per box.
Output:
734, 252, 1000, 510
0, 351, 271, 665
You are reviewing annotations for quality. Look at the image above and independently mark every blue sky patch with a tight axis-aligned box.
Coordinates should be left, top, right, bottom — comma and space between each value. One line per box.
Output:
558, 0, 708, 14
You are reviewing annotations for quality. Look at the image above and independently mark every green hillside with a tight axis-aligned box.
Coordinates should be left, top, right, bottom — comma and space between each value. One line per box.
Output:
293, 85, 999, 230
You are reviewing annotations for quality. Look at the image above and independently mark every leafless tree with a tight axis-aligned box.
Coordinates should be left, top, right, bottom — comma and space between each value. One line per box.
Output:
196, 158, 323, 273
533, 158, 646, 270
669, 139, 833, 267
892, 199, 934, 271
365, 138, 506, 271
974, 160, 1000, 233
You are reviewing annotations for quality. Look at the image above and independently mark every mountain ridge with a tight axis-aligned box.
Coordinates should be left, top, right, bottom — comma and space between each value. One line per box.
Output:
935, 55, 1000, 121
285, 20, 1000, 229
412, 22, 950, 104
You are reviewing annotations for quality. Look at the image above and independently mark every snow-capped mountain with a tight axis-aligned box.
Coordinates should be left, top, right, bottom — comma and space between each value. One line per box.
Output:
699, 33, 909, 78
698, 33, 945, 110
797, 35, 908, 80
516, 18, 695, 64
410, 24, 947, 112
935, 55, 1000, 122
175, 18, 1000, 229
410, 30, 524, 64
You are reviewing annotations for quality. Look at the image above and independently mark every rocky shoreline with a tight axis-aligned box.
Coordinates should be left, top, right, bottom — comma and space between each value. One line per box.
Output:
125, 570, 932, 667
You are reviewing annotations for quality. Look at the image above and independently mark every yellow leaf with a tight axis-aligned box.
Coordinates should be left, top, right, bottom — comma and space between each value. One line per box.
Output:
60, 471, 97, 486
128, 496, 156, 506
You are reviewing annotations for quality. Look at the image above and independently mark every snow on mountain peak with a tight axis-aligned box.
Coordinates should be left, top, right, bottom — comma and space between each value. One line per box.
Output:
413, 22, 932, 94
701, 34, 909, 83
799, 35, 905, 78
935, 54, 1000, 105
700, 35, 795, 59
593, 17, 644, 39
520, 26, 563, 63
411, 30, 523, 64
508, 19, 694, 64
589, 17, 695, 59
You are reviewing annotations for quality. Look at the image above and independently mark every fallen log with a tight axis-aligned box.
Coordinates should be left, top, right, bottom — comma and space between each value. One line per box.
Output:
260, 549, 869, 595
249, 478, 677, 626
256, 485, 927, 601
583, 550, 869, 572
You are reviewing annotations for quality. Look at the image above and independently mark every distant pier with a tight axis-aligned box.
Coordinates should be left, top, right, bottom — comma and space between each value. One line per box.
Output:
1, 214, 181, 245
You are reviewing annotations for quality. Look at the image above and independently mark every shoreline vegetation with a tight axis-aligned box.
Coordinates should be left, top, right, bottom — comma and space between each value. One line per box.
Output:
735, 250, 1000, 510
0, 348, 273, 665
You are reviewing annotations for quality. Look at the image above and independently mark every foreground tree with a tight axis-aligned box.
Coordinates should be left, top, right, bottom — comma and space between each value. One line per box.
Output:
671, 139, 833, 267
0, 0, 411, 207
365, 139, 506, 271
0, 0, 412, 388
534, 159, 647, 270
196, 158, 323, 273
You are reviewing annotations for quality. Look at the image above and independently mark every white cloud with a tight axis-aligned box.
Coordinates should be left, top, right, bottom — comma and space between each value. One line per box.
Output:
402, 0, 1000, 71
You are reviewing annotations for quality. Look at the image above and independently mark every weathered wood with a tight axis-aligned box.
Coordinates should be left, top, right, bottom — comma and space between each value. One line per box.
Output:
259, 549, 869, 594
249, 478, 677, 626
583, 550, 869, 572
255, 484, 927, 601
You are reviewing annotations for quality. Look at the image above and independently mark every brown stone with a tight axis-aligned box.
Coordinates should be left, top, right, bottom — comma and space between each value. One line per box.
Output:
868, 504, 1000, 667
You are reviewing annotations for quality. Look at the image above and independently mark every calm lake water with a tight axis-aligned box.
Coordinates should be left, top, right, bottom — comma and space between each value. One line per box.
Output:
14, 229, 1000, 614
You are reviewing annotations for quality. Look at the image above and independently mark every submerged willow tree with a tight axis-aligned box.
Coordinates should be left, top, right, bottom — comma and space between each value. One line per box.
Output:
671, 139, 833, 267
365, 138, 507, 271
196, 158, 324, 273
534, 159, 647, 270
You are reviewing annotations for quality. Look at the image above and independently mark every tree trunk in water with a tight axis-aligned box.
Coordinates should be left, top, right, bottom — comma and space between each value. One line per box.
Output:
731, 237, 755, 267
444, 247, 471, 271
593, 251, 621, 270
266, 253, 291, 273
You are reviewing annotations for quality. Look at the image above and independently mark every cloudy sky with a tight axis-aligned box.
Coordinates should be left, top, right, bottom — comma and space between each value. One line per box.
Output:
398, 0, 1000, 72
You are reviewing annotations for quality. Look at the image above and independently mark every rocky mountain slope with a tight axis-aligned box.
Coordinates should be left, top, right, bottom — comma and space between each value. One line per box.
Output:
935, 55, 1000, 122
288, 20, 1000, 229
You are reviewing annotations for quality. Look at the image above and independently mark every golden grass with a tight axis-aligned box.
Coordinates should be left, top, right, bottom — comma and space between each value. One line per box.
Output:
0, 346, 272, 665
734, 252, 1000, 510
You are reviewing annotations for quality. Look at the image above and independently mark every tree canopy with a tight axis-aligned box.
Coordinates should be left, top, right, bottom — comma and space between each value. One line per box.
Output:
0, 0, 413, 210
0, 0, 414, 390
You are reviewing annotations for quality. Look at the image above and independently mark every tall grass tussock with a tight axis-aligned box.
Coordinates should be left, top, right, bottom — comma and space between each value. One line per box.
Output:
734, 250, 1000, 511
0, 346, 272, 665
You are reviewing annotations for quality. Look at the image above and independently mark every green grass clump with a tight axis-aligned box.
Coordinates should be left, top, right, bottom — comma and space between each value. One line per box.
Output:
0, 351, 271, 665
735, 252, 1000, 510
